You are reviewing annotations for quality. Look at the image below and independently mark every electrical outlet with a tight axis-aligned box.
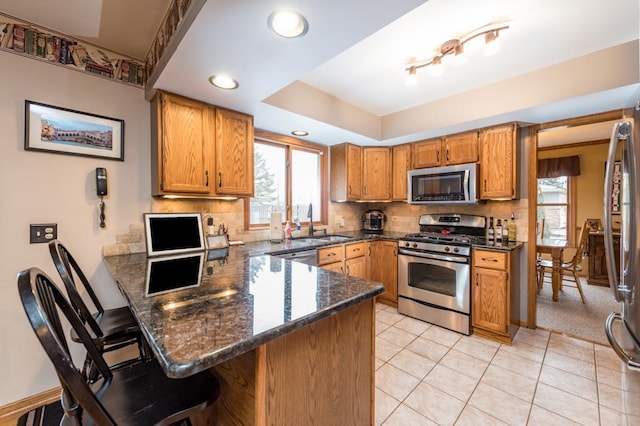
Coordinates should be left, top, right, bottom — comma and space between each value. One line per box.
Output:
30, 223, 57, 244
340, 217, 345, 227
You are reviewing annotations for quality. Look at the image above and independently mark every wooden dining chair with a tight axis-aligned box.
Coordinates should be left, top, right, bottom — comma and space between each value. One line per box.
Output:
537, 220, 589, 303
17, 267, 220, 425
48, 240, 151, 380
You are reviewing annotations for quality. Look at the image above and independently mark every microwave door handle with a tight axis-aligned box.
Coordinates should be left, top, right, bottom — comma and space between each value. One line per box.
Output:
464, 170, 470, 201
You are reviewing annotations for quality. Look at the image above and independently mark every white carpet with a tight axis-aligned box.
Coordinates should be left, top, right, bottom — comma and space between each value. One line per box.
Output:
536, 275, 620, 345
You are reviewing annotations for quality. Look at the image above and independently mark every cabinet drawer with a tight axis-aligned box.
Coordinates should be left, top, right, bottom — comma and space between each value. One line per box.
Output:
318, 245, 345, 265
345, 242, 367, 259
474, 249, 507, 270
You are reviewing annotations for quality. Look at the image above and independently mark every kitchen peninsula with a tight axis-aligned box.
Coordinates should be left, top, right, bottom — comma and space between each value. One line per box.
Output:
103, 246, 384, 425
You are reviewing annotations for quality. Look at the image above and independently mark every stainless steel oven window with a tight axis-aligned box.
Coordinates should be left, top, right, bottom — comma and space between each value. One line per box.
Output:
408, 262, 456, 296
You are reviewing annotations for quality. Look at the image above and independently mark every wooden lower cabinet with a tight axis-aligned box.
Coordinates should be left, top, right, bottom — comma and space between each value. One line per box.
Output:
472, 248, 520, 344
322, 261, 344, 273
317, 240, 398, 307
318, 242, 368, 278
588, 232, 620, 286
346, 256, 367, 279
368, 241, 398, 307
209, 300, 376, 425
345, 242, 367, 278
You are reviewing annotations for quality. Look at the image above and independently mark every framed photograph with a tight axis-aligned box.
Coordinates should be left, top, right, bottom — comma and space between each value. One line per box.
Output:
585, 218, 602, 231
25, 100, 124, 161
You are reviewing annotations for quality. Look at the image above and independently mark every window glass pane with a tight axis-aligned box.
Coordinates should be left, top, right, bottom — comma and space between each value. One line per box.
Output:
291, 149, 321, 223
537, 176, 569, 241
537, 205, 568, 240
537, 176, 568, 204
250, 143, 286, 225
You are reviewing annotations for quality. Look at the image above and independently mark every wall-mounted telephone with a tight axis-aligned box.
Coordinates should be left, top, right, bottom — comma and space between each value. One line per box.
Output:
96, 167, 108, 196
96, 168, 107, 228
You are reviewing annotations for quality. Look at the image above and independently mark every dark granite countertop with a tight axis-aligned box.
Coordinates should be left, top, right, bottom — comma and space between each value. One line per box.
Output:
472, 240, 524, 251
262, 230, 524, 253
263, 230, 407, 255
103, 247, 384, 378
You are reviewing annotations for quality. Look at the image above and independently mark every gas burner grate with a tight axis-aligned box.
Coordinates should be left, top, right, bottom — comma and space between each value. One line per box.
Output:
403, 232, 482, 244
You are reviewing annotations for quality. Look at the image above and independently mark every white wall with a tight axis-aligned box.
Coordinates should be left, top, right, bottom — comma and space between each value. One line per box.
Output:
0, 51, 152, 405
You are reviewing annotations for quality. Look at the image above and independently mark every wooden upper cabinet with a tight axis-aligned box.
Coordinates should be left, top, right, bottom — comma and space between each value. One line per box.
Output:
330, 143, 362, 201
362, 147, 391, 200
412, 138, 442, 168
151, 91, 214, 195
150, 91, 254, 198
412, 132, 477, 170
443, 131, 479, 165
479, 123, 518, 200
392, 144, 412, 201
215, 108, 254, 196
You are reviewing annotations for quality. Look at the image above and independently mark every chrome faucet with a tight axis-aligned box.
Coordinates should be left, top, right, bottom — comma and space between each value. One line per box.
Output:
307, 203, 314, 236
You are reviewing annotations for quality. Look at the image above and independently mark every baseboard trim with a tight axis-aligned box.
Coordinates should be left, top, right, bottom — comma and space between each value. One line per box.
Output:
0, 387, 60, 425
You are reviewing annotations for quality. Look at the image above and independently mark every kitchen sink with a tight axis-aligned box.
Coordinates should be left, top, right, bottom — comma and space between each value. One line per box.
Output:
321, 235, 354, 242
292, 238, 322, 244
292, 234, 354, 243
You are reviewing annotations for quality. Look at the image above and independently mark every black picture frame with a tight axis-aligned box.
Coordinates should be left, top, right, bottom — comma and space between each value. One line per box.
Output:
25, 100, 124, 161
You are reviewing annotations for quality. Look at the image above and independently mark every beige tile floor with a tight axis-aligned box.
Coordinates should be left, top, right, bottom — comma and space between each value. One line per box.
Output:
374, 303, 640, 425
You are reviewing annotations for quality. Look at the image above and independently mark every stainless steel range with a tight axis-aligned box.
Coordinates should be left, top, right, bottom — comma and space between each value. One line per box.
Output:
398, 213, 486, 335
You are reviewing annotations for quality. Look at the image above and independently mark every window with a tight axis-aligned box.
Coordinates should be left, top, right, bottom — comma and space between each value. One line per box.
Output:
537, 176, 575, 244
246, 131, 327, 228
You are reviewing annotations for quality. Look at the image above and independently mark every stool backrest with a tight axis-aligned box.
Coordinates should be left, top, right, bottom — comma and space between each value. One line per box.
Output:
17, 267, 115, 425
49, 240, 104, 338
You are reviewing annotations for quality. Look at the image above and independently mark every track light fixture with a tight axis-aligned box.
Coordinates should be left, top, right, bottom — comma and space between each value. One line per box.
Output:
405, 22, 510, 85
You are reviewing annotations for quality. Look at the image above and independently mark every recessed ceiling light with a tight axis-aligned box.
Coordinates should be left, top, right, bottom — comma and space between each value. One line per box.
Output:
208, 74, 239, 90
291, 130, 309, 137
268, 10, 309, 38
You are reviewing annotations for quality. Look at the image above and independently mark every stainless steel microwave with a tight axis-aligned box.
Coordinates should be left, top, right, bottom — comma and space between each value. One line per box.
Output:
407, 163, 478, 204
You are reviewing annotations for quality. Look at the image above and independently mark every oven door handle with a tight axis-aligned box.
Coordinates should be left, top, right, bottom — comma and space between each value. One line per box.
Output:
398, 248, 468, 263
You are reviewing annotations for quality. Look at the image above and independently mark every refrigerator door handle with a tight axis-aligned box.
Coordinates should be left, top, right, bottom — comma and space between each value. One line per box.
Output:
605, 312, 640, 370
604, 123, 625, 302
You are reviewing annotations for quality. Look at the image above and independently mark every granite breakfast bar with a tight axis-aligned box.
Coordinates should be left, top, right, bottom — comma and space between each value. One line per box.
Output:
103, 246, 384, 425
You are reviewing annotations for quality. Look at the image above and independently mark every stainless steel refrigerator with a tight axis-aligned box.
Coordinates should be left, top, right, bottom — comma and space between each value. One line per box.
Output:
604, 103, 640, 370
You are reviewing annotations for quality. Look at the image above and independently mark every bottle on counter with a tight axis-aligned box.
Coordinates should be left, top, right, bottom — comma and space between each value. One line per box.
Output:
509, 213, 517, 241
487, 217, 495, 243
502, 219, 509, 242
284, 221, 292, 239
495, 219, 503, 243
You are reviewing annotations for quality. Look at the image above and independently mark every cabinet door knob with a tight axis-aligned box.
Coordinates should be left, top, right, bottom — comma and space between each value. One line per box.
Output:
218, 172, 222, 187
205, 170, 209, 186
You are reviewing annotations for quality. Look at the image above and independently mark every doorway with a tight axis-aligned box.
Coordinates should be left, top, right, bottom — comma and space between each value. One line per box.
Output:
528, 110, 626, 344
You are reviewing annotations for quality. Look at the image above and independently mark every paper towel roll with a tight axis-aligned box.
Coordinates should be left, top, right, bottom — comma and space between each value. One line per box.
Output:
270, 212, 283, 242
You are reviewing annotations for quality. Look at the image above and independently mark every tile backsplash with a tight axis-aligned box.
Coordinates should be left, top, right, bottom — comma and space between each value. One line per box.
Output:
103, 197, 531, 256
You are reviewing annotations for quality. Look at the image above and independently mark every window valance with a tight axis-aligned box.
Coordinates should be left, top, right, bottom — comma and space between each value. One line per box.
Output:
537, 155, 581, 178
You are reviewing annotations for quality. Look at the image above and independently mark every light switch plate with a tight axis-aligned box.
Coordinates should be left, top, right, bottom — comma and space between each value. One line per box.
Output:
30, 223, 57, 243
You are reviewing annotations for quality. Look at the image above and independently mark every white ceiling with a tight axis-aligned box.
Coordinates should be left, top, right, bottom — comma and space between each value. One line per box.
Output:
2, 0, 639, 146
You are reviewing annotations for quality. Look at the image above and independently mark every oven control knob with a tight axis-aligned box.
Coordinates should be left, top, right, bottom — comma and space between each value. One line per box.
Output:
405, 242, 410, 247
444, 246, 450, 252
412, 243, 418, 248
453, 247, 460, 253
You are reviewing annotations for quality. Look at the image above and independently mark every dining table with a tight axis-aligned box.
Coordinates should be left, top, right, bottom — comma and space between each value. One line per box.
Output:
537, 238, 568, 301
